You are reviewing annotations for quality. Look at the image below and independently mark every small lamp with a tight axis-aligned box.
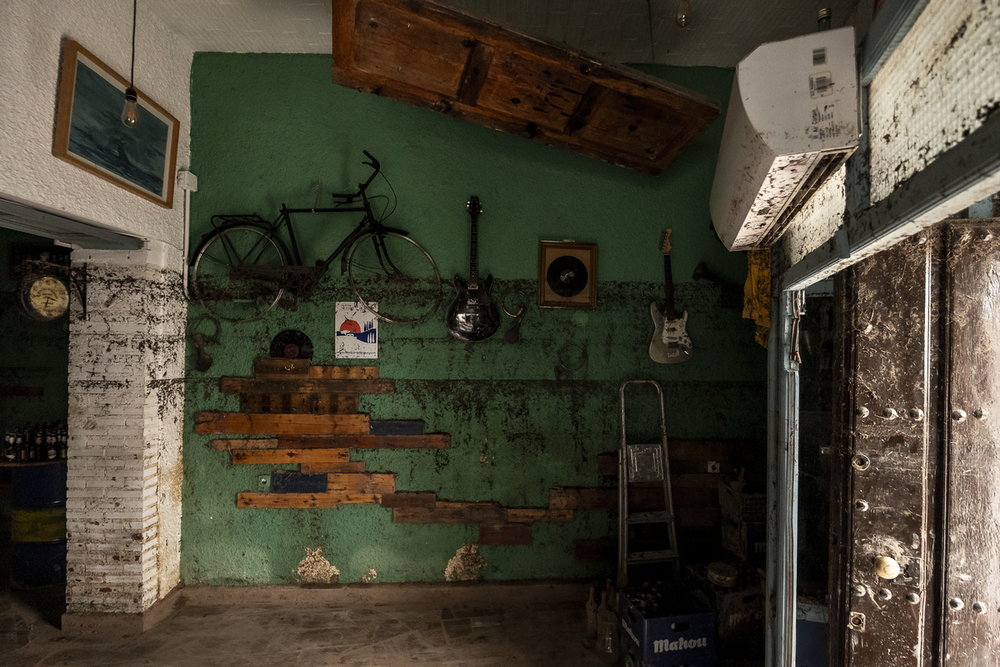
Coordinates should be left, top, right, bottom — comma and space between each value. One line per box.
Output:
121, 0, 139, 129
676, 0, 692, 27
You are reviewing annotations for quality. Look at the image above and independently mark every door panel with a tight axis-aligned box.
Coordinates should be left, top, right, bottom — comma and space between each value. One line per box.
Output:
843, 231, 939, 665
942, 223, 1000, 664
836, 221, 1000, 666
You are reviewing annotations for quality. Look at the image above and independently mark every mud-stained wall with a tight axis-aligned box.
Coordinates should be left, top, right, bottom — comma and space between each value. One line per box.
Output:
66, 245, 185, 614
182, 55, 766, 584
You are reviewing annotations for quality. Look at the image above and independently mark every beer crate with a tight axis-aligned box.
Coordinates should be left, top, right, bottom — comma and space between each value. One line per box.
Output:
619, 582, 716, 666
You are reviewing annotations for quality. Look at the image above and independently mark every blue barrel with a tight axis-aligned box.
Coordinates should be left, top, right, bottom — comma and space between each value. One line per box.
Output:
11, 462, 67, 508
10, 461, 67, 587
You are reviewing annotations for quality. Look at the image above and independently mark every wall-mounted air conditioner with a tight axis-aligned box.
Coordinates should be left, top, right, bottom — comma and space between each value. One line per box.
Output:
710, 27, 859, 252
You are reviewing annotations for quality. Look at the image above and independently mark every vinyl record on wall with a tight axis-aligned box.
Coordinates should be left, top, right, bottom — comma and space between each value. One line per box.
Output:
269, 329, 314, 359
538, 241, 598, 310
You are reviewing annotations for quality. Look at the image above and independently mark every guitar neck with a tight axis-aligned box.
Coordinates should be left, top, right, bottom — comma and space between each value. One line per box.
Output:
469, 213, 479, 281
662, 254, 678, 320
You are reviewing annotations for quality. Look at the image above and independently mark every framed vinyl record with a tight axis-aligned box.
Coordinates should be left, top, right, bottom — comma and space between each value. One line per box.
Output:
538, 241, 598, 310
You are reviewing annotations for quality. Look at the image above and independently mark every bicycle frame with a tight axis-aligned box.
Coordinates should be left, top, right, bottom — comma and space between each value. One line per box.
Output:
207, 151, 407, 293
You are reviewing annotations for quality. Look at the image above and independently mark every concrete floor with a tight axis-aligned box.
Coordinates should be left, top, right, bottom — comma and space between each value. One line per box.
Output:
1, 581, 620, 667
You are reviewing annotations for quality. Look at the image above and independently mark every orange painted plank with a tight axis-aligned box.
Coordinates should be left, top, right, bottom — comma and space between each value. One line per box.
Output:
231, 448, 350, 465
211, 438, 278, 450
254, 358, 310, 377
506, 508, 574, 523
301, 461, 367, 473
241, 393, 359, 415
327, 472, 395, 495
237, 492, 339, 508
278, 434, 450, 449
310, 366, 379, 379
380, 492, 438, 508
392, 501, 505, 524
194, 412, 369, 435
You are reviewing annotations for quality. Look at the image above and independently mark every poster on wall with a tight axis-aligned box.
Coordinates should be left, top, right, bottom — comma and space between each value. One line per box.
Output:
335, 302, 378, 359
52, 39, 180, 208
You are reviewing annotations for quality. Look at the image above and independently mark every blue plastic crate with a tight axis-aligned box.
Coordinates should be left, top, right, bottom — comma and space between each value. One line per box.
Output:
619, 583, 717, 665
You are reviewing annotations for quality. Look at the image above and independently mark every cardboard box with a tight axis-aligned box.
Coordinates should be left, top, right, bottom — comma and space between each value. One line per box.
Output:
688, 563, 765, 639
619, 583, 716, 666
721, 520, 766, 567
719, 484, 766, 523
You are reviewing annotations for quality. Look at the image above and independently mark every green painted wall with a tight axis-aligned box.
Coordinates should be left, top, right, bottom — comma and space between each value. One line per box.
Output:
182, 54, 765, 585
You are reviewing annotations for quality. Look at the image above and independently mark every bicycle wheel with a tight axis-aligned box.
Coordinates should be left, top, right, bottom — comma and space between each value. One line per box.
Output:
190, 225, 289, 323
347, 231, 442, 324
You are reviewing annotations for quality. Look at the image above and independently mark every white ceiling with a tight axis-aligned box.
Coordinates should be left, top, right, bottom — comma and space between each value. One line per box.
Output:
145, 0, 864, 67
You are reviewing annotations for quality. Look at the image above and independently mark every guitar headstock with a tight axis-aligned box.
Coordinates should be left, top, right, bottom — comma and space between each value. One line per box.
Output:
467, 196, 482, 219
660, 229, 672, 256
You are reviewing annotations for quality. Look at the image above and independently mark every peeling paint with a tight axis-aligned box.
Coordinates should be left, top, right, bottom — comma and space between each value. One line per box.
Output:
445, 544, 486, 581
295, 547, 340, 584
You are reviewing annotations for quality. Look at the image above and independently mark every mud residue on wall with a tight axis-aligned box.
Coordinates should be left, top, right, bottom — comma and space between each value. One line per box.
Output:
295, 547, 340, 584
444, 544, 485, 581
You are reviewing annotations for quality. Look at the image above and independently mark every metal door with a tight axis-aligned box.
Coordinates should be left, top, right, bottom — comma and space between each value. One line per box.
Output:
833, 221, 1000, 665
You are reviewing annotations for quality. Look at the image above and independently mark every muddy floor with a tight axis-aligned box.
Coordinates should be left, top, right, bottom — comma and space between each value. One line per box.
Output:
1, 582, 618, 666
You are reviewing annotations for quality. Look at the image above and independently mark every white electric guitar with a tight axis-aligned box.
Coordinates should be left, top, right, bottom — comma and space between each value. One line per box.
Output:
649, 230, 693, 364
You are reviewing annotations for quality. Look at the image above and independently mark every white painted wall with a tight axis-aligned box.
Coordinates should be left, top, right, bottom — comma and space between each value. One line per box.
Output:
0, 0, 193, 250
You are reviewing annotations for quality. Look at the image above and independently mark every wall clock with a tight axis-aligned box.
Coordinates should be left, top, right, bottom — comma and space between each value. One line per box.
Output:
20, 274, 70, 321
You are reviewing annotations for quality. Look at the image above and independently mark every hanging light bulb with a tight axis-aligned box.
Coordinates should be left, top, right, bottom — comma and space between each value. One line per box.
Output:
121, 87, 139, 128
676, 0, 691, 27
121, 0, 139, 129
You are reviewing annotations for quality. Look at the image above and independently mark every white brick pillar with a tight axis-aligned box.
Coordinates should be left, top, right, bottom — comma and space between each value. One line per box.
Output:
63, 241, 185, 633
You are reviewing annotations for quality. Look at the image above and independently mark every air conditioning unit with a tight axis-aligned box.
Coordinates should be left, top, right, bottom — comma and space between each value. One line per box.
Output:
710, 27, 859, 252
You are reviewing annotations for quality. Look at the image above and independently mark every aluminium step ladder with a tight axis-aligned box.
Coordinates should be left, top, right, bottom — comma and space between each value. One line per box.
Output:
618, 380, 680, 587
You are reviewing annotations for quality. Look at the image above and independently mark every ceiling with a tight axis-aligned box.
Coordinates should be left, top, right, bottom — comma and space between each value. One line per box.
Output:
145, 0, 863, 68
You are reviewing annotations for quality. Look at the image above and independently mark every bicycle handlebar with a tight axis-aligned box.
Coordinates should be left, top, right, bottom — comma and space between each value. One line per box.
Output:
359, 151, 380, 192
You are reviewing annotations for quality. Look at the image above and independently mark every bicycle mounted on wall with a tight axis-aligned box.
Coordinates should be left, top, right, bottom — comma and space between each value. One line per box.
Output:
189, 151, 441, 324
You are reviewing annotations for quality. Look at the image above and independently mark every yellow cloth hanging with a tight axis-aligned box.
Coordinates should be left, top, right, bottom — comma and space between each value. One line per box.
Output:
743, 249, 770, 348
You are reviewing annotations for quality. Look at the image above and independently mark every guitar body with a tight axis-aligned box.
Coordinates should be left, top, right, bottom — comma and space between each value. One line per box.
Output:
447, 275, 501, 342
649, 229, 693, 364
447, 196, 501, 342
649, 301, 693, 363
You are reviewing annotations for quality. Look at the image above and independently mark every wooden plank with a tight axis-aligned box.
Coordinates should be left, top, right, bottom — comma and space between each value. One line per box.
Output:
327, 472, 395, 495
391, 501, 505, 524
380, 491, 438, 508
194, 412, 369, 435
210, 438, 278, 450
506, 508, 574, 523
478, 523, 532, 546
327, 491, 382, 504
548, 487, 616, 510
271, 471, 328, 494
253, 358, 310, 377
221, 377, 395, 395
300, 461, 367, 474
231, 448, 350, 465
330, 0, 719, 176
242, 393, 359, 415
310, 365, 379, 379
277, 434, 450, 449
237, 492, 339, 508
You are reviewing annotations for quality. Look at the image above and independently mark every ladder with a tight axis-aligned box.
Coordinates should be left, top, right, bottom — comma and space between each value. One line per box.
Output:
618, 380, 680, 587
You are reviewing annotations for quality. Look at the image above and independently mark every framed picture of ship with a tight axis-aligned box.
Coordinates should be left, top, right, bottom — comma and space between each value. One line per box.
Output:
53, 39, 179, 208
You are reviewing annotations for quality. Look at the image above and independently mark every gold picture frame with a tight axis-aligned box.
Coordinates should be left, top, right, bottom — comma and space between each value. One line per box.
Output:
538, 241, 598, 310
53, 39, 180, 208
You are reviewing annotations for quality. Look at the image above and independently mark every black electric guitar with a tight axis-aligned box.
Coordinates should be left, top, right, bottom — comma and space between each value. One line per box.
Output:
446, 196, 501, 342
649, 229, 693, 364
